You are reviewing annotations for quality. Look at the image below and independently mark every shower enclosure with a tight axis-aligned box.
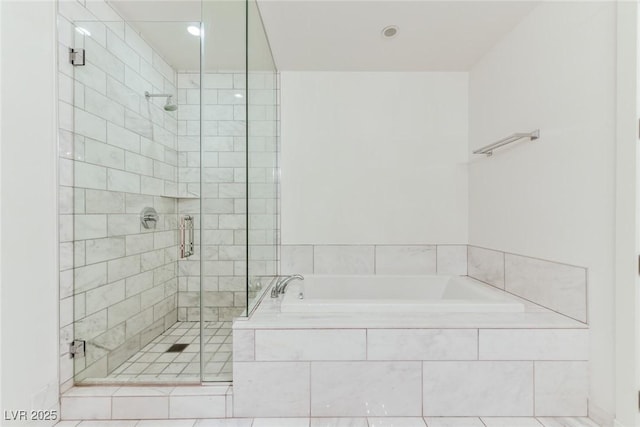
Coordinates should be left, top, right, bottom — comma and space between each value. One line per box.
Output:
58, 0, 278, 385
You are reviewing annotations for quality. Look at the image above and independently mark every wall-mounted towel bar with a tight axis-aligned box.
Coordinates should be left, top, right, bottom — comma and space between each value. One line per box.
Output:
473, 129, 540, 156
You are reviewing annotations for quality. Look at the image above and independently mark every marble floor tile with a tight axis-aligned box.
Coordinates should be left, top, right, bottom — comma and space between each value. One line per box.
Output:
193, 420, 253, 427
481, 418, 543, 427
252, 418, 311, 427
536, 418, 602, 427
368, 417, 427, 426
136, 421, 196, 427
86, 321, 232, 383
310, 418, 368, 427
57, 417, 603, 427
424, 417, 484, 427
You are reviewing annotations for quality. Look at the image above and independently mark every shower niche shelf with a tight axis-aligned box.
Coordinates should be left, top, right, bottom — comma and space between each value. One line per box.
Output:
160, 193, 200, 200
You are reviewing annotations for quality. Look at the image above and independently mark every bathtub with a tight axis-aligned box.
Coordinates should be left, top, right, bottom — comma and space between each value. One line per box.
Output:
280, 275, 524, 313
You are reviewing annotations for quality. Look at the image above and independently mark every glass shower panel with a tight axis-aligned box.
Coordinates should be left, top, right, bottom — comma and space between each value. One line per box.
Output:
68, 15, 201, 383
200, 0, 248, 382
247, 0, 279, 312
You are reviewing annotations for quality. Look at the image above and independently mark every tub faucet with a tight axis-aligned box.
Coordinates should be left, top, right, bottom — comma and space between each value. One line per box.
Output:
270, 274, 304, 298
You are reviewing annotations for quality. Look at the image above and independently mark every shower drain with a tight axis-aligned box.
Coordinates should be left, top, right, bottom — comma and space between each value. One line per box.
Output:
166, 343, 189, 353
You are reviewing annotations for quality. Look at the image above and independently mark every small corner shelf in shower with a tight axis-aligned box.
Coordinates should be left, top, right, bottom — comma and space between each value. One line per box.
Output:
160, 193, 200, 199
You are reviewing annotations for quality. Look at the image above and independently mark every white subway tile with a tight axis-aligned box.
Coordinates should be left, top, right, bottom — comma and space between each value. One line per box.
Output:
85, 88, 125, 126
108, 254, 141, 282
124, 24, 153, 63
75, 162, 107, 190
107, 122, 141, 152
107, 169, 141, 193
125, 151, 154, 176
107, 30, 140, 72
126, 233, 154, 255
85, 190, 125, 214
86, 280, 125, 315
75, 63, 107, 95
75, 215, 108, 240
107, 296, 141, 328
85, 237, 126, 264
203, 74, 233, 89
75, 108, 107, 142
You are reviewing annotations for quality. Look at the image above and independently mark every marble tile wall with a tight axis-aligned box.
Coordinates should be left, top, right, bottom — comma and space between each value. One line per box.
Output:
467, 246, 587, 323
176, 71, 278, 322
58, 0, 180, 388
233, 327, 589, 418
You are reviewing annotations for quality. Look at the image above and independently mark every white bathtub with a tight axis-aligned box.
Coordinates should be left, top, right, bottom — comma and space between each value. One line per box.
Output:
280, 275, 525, 313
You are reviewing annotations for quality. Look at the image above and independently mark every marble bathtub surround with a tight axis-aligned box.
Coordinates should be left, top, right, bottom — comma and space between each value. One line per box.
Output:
467, 246, 587, 323
281, 244, 586, 323
467, 246, 504, 289
504, 254, 587, 323
233, 308, 588, 418
281, 245, 468, 276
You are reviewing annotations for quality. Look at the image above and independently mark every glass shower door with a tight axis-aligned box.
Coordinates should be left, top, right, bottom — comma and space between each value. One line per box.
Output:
65, 12, 202, 383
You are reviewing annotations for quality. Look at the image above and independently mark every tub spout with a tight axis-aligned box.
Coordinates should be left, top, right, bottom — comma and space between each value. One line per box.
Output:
270, 274, 304, 298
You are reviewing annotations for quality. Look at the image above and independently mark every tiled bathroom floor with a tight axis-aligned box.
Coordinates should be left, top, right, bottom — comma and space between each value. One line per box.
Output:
55, 417, 602, 427
104, 321, 232, 383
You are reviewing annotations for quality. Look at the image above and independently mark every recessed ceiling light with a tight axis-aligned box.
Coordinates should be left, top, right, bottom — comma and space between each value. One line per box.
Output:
75, 27, 91, 36
234, 93, 244, 99
187, 25, 201, 37
382, 25, 399, 39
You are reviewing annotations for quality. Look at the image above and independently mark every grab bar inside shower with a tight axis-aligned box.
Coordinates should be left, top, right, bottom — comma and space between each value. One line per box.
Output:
473, 129, 540, 157
180, 215, 194, 258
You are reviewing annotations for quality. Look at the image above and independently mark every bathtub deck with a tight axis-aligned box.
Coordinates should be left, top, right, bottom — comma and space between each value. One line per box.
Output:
231, 284, 588, 419
235, 292, 587, 329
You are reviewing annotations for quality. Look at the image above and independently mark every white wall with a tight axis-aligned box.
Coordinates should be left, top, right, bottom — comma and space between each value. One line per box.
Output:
281, 72, 468, 245
468, 2, 616, 421
1, 1, 59, 424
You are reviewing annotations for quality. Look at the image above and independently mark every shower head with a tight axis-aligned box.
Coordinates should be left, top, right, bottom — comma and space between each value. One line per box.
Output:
144, 91, 178, 112
163, 96, 178, 111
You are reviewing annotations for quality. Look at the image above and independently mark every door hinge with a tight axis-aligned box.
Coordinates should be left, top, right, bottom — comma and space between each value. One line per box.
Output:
69, 340, 86, 358
69, 48, 85, 66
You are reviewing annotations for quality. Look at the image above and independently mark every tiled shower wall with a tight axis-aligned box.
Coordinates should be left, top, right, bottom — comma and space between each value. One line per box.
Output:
176, 71, 279, 322
57, 0, 181, 388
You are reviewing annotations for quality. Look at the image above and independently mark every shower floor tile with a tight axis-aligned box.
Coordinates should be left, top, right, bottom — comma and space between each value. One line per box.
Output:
102, 321, 232, 383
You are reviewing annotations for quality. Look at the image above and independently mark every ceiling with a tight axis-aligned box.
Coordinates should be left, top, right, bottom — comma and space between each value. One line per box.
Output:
258, 1, 538, 71
108, 0, 538, 72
